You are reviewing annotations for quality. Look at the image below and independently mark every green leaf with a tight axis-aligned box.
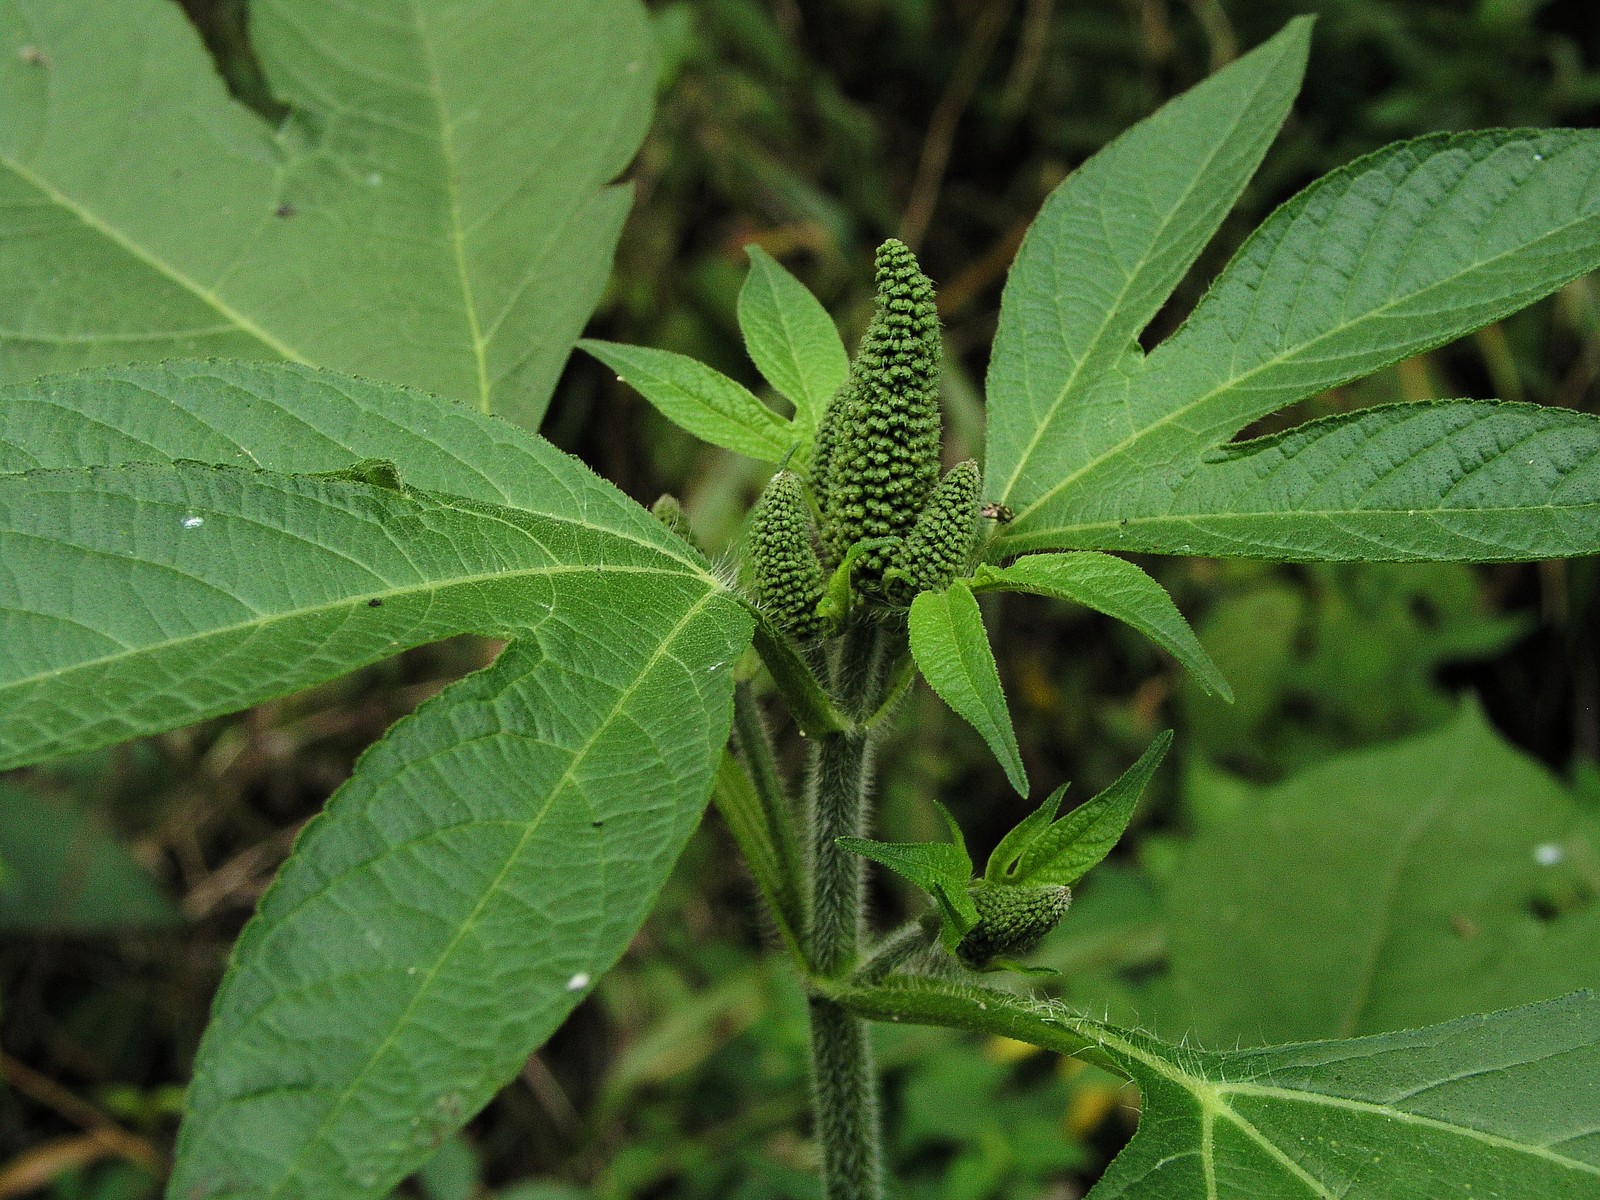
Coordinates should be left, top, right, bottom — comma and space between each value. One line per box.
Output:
578, 340, 797, 462
1000, 128, 1600, 559
1, 457, 726, 772
0, 780, 179, 931
1005, 732, 1172, 888
2, 0, 653, 426
1165, 704, 1600, 1046
985, 17, 1311, 509
1007, 399, 1600, 562
839, 814, 979, 940
0, 363, 722, 766
971, 553, 1231, 699
983, 789, 1067, 884
837, 979, 1600, 1199
738, 246, 850, 426
837, 838, 972, 902
171, 576, 751, 1199
908, 583, 1027, 796
0, 361, 690, 543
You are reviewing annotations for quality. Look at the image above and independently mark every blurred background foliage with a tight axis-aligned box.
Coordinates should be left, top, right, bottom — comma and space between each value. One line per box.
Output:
3, 1, 1599, 1196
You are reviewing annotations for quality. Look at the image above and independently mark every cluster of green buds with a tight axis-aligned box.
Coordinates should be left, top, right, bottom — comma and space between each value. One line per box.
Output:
748, 239, 984, 640
953, 881, 1072, 969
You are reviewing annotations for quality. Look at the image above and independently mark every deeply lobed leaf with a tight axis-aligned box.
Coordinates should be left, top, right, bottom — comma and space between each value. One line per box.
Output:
171, 578, 750, 1198
1, 0, 653, 424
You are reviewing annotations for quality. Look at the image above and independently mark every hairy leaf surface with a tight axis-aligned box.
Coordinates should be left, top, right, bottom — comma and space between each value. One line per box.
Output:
171, 577, 749, 1198
994, 119, 1600, 562
0, 460, 722, 768
1, 0, 653, 424
0, 363, 718, 769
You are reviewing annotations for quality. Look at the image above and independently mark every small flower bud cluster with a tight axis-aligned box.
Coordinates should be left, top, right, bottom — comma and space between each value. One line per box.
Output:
745, 240, 992, 641
954, 882, 1072, 969
882, 460, 981, 606
748, 470, 827, 641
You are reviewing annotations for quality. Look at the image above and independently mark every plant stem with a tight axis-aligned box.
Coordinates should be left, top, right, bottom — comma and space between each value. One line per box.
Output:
804, 621, 893, 1200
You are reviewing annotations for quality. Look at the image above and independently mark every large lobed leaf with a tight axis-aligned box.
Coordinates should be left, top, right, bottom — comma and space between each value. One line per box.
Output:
1164, 703, 1600, 1047
985, 18, 1312, 511
171, 577, 748, 1199
0, 362, 753, 1195
987, 20, 1600, 563
839, 979, 1600, 1199
0, 0, 653, 426
0, 362, 711, 768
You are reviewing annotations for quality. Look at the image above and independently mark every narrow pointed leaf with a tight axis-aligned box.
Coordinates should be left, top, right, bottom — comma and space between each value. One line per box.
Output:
738, 246, 850, 425
837, 980, 1600, 1199
985, 17, 1311, 507
971, 553, 1231, 698
1002, 128, 1600, 555
838, 836, 978, 936
1, 0, 654, 424
579, 340, 796, 462
908, 582, 1027, 795
984, 788, 1066, 883
1005, 399, 1600, 562
1013, 732, 1172, 887
836, 838, 972, 898
171, 580, 750, 1198
0, 461, 721, 768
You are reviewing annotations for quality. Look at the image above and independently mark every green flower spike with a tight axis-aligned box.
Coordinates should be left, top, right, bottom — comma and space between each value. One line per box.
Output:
883, 459, 981, 605
814, 239, 944, 581
954, 880, 1072, 970
749, 469, 829, 642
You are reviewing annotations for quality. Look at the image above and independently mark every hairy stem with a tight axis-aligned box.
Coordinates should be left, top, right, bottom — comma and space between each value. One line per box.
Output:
804, 621, 895, 1200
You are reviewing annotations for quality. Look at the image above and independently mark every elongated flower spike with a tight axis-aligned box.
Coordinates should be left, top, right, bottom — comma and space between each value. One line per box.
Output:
883, 459, 981, 605
749, 469, 829, 642
814, 239, 944, 584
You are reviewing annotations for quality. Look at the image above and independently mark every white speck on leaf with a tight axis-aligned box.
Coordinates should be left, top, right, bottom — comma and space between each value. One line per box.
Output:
406, 966, 417, 976
367, 171, 382, 186
1534, 153, 1544, 161
566, 972, 591, 992
1534, 842, 1563, 866
181, 515, 204, 529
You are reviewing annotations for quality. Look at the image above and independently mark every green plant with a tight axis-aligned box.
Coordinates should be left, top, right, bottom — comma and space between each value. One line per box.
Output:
4, 5, 1600, 1198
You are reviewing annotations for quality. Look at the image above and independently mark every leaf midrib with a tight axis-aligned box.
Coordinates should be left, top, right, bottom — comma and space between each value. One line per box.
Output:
1076, 1015, 1600, 1180
0, 560, 693, 703
407, 0, 492, 412
1, 154, 306, 363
